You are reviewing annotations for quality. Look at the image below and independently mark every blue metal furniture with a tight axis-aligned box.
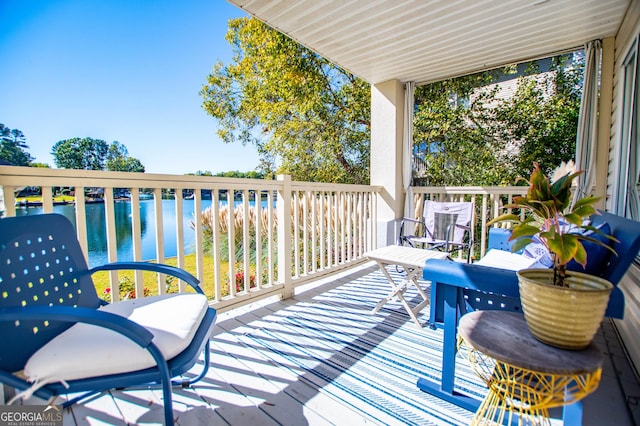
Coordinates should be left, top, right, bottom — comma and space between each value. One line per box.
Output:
417, 211, 640, 423
0, 214, 218, 425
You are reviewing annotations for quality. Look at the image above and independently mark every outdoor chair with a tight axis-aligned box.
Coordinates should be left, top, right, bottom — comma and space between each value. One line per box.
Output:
0, 213, 217, 426
398, 200, 474, 262
416, 210, 640, 425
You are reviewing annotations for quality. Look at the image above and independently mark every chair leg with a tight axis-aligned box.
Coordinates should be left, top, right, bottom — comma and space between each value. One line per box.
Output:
58, 342, 211, 424
161, 377, 174, 426
171, 341, 212, 387
145, 344, 174, 426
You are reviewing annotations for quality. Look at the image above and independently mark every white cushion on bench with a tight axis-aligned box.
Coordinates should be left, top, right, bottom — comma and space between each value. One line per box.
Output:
24, 293, 208, 383
475, 249, 539, 271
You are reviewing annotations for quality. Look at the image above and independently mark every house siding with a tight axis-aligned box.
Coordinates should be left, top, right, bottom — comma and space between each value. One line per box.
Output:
611, 0, 640, 376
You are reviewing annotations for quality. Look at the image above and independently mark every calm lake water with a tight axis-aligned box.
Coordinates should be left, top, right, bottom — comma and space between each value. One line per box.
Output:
15, 199, 266, 267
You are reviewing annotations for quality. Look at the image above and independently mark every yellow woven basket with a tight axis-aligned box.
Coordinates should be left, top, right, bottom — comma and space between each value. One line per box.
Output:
517, 268, 613, 350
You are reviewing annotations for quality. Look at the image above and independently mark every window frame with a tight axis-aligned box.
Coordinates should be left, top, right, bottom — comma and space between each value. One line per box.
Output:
616, 36, 640, 220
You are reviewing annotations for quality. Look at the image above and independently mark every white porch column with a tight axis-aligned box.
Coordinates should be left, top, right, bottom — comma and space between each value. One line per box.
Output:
371, 79, 405, 247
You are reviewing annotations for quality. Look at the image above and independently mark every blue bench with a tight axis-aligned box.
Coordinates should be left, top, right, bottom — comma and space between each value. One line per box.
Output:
416, 211, 640, 424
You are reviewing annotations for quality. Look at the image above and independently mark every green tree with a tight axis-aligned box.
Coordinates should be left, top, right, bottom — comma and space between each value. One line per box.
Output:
214, 170, 265, 179
413, 55, 583, 186
491, 57, 582, 178
105, 141, 145, 172
201, 17, 370, 184
51, 137, 108, 170
0, 123, 33, 166
413, 72, 514, 186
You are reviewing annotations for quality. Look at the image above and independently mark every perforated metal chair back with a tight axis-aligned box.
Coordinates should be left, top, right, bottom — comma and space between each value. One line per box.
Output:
0, 214, 102, 373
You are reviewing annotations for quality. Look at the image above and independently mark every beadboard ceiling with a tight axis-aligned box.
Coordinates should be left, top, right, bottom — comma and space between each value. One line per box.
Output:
228, 0, 630, 85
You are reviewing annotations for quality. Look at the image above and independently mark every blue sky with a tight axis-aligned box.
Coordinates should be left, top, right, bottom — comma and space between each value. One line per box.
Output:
0, 0, 261, 175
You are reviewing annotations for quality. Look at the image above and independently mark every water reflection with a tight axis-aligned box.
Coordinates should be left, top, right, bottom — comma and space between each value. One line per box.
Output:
16, 199, 218, 267
16, 198, 271, 267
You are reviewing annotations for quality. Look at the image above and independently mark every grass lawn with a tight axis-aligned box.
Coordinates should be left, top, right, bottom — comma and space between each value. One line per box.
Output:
16, 195, 76, 204
92, 254, 231, 301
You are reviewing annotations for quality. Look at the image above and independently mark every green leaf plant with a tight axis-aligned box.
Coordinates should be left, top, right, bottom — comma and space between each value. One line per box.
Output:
488, 161, 617, 287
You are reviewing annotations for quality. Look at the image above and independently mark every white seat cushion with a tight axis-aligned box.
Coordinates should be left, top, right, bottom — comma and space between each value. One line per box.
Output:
24, 293, 209, 383
475, 249, 539, 271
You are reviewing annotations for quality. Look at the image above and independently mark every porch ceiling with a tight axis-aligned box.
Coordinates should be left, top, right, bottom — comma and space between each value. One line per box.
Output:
227, 0, 630, 85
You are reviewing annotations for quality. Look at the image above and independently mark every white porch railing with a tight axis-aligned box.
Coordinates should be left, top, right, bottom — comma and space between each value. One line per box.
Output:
0, 166, 527, 311
407, 186, 527, 260
0, 166, 380, 312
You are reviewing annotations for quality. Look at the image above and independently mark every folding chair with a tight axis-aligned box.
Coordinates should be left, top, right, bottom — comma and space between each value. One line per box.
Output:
399, 200, 474, 262
0, 213, 217, 425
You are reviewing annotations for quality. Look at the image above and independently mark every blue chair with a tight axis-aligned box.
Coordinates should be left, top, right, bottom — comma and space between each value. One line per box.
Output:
0, 214, 217, 425
417, 211, 640, 423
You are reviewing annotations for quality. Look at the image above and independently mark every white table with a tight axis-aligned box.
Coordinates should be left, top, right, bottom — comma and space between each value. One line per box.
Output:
365, 245, 449, 327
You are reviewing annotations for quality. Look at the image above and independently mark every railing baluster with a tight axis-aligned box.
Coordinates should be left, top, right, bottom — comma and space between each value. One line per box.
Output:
255, 190, 262, 289
226, 188, 236, 297
267, 190, 275, 285
174, 188, 184, 294
74, 185, 89, 261
130, 187, 145, 297
103, 187, 119, 302
42, 186, 54, 213
293, 190, 300, 278
212, 189, 222, 302
334, 191, 340, 265
481, 194, 489, 258
2, 185, 16, 217
319, 191, 326, 270
152, 187, 166, 293
242, 189, 250, 292
347, 192, 353, 261
311, 191, 317, 273
302, 190, 309, 275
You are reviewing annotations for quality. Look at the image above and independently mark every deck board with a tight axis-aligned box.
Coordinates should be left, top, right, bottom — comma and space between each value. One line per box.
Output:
213, 318, 360, 426
47, 262, 636, 425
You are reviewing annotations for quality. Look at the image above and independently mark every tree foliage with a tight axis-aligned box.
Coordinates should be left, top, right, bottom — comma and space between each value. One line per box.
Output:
213, 170, 265, 179
413, 72, 510, 185
52, 137, 108, 170
491, 58, 582, 178
200, 17, 370, 184
186, 170, 265, 179
413, 56, 583, 186
0, 123, 33, 166
52, 138, 144, 172
106, 141, 145, 172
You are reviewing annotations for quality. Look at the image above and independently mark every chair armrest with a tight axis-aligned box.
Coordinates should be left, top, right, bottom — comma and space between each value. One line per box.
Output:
399, 217, 426, 245
90, 262, 204, 294
0, 305, 155, 348
423, 259, 519, 295
401, 217, 424, 224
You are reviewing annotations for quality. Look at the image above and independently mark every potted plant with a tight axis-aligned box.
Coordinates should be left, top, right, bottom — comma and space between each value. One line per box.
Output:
489, 161, 617, 349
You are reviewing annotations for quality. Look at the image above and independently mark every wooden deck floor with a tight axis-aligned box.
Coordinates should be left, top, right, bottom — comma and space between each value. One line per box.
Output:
17, 262, 640, 425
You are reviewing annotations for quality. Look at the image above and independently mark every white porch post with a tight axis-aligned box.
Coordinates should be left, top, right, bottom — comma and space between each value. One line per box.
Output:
277, 174, 293, 299
371, 79, 405, 247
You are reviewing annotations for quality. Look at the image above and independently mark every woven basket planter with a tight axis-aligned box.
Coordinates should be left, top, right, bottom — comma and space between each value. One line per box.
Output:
517, 268, 613, 350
